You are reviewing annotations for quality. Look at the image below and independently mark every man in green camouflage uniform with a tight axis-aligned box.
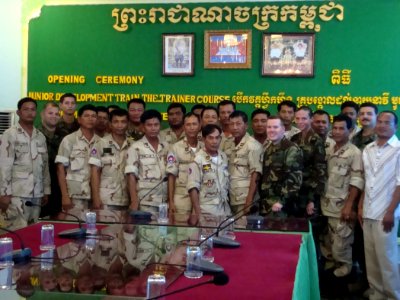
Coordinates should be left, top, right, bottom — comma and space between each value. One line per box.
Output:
291, 106, 326, 217
127, 98, 145, 141
351, 102, 378, 151
259, 116, 303, 217
0, 98, 50, 230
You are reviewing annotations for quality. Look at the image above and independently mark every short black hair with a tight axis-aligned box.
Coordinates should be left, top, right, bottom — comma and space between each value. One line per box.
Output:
96, 106, 109, 115
140, 109, 162, 123
378, 111, 398, 125
167, 103, 186, 115
340, 101, 359, 113
17, 97, 37, 110
78, 104, 97, 117
297, 106, 313, 118
127, 98, 146, 110
200, 106, 219, 119
217, 100, 236, 111
191, 104, 206, 114
360, 102, 378, 114
229, 110, 248, 123
251, 109, 270, 120
60, 93, 76, 103
108, 104, 120, 111
109, 108, 129, 121
313, 109, 330, 120
184, 112, 200, 123
277, 100, 297, 112
333, 114, 352, 130
202, 124, 222, 138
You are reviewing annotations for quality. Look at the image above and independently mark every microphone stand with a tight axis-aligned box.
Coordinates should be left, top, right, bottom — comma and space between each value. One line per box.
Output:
0, 227, 32, 263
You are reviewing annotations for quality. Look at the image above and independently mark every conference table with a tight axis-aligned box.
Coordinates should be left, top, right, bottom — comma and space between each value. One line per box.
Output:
0, 211, 319, 300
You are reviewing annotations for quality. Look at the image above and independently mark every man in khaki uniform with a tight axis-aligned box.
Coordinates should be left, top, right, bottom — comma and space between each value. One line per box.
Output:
167, 112, 203, 214
90, 109, 131, 210
125, 110, 168, 213
217, 100, 235, 150
251, 108, 270, 150
56, 104, 101, 215
187, 124, 231, 218
321, 115, 364, 277
223, 111, 262, 214
160, 103, 186, 145
0, 97, 50, 230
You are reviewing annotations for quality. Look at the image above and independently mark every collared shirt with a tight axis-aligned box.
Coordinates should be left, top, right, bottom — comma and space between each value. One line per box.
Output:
351, 129, 377, 151
322, 141, 364, 217
362, 135, 400, 220
166, 137, 203, 194
55, 129, 101, 199
284, 126, 301, 140
187, 149, 229, 207
159, 127, 185, 145
89, 135, 131, 206
0, 123, 50, 197
223, 133, 263, 206
125, 136, 168, 207
55, 118, 79, 139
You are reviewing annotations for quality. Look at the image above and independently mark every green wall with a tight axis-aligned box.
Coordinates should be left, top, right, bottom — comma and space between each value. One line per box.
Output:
27, 0, 400, 119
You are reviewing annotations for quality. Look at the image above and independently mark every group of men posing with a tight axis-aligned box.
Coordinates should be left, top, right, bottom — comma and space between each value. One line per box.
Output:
0, 94, 399, 299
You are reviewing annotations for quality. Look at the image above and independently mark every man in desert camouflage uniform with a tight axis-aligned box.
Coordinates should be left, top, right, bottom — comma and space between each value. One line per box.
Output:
56, 104, 101, 215
167, 112, 203, 214
90, 109, 131, 211
0, 97, 50, 230
321, 114, 364, 277
251, 108, 270, 150
291, 106, 326, 217
187, 124, 231, 218
125, 110, 168, 213
259, 116, 303, 217
160, 103, 186, 145
223, 111, 262, 214
127, 98, 145, 141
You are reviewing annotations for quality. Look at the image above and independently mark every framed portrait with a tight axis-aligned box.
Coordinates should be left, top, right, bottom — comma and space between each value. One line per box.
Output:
162, 33, 195, 76
262, 33, 315, 77
204, 30, 252, 69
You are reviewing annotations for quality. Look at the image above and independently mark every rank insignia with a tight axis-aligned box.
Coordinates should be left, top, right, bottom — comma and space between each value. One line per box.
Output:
202, 164, 211, 172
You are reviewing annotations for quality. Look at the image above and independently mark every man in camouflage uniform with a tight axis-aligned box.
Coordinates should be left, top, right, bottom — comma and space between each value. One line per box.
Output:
56, 104, 101, 215
312, 109, 335, 151
251, 108, 270, 150
127, 98, 145, 141
321, 115, 364, 277
217, 100, 235, 150
277, 100, 301, 140
351, 102, 378, 151
90, 109, 131, 211
291, 106, 326, 217
38, 102, 63, 217
223, 111, 262, 214
167, 112, 203, 214
259, 116, 303, 217
0, 97, 50, 230
55, 93, 79, 138
187, 124, 231, 218
160, 103, 186, 145
125, 110, 168, 213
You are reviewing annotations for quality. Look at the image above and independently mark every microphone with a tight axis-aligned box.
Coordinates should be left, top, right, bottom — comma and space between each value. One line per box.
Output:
147, 260, 224, 275
130, 177, 168, 220
205, 198, 263, 248
148, 272, 229, 300
0, 227, 32, 264
25, 201, 86, 239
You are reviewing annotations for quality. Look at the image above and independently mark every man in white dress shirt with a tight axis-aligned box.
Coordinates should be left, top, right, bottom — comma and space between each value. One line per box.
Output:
359, 111, 400, 300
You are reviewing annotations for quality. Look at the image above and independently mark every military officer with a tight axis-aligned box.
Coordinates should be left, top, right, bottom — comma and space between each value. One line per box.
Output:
251, 108, 270, 149
321, 114, 364, 277
127, 98, 145, 141
277, 100, 301, 140
351, 102, 378, 151
166, 112, 203, 214
223, 111, 262, 214
56, 104, 101, 214
159, 103, 186, 145
55, 93, 79, 138
90, 109, 131, 210
259, 116, 303, 217
187, 124, 231, 218
125, 110, 168, 213
0, 97, 50, 229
